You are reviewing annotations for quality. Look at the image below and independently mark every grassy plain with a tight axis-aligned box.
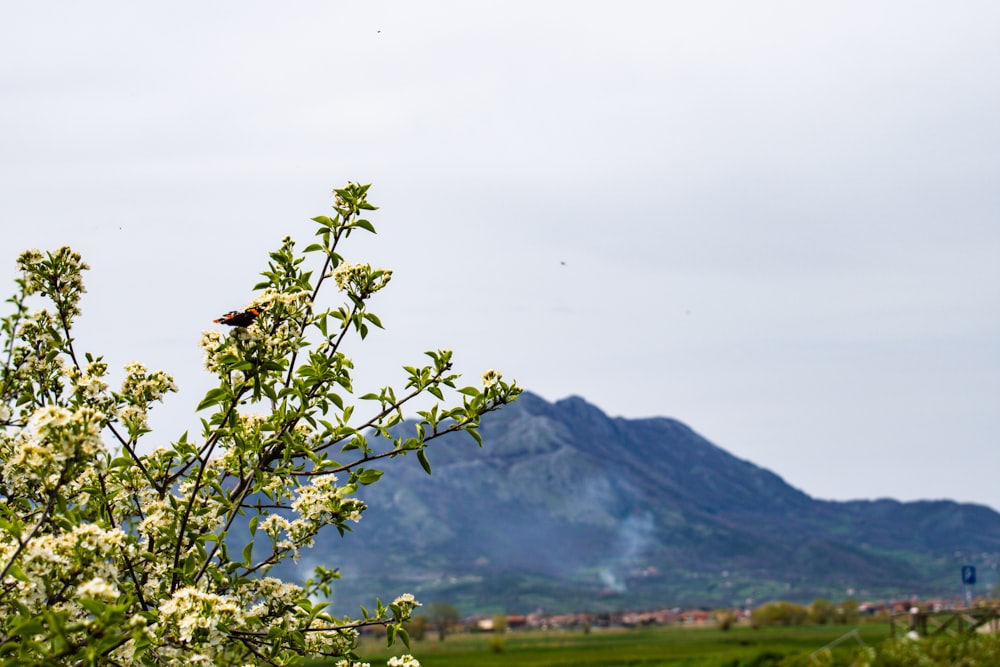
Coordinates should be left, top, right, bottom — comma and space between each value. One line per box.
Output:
334, 623, 890, 667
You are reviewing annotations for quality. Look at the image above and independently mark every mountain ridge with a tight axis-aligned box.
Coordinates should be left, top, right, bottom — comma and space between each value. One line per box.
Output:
287, 392, 999, 614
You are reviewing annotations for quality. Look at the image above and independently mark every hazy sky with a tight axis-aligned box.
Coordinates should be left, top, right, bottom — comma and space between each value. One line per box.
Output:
3, 3, 999, 510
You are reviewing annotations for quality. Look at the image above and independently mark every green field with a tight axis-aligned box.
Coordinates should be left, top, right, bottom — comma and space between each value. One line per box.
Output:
329, 623, 889, 667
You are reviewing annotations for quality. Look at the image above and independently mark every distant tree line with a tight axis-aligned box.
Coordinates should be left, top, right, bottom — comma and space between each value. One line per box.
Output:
748, 599, 861, 628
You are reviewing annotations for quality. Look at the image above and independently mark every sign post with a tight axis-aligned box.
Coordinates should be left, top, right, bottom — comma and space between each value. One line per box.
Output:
962, 565, 976, 608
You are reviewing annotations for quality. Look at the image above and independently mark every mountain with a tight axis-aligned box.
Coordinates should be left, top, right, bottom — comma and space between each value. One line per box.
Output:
287, 392, 1000, 615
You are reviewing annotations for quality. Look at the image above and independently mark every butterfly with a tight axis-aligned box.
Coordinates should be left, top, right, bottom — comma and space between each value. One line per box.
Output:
214, 307, 262, 327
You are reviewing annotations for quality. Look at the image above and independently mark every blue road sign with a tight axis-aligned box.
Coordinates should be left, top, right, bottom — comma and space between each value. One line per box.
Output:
962, 565, 977, 585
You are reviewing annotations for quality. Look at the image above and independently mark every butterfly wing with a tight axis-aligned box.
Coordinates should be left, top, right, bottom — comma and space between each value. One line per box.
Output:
214, 308, 260, 327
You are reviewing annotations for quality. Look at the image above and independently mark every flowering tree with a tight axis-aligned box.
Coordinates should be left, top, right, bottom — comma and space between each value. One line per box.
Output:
0, 183, 520, 666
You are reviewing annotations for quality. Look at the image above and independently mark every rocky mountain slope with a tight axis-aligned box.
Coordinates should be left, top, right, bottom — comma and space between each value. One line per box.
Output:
284, 392, 1000, 614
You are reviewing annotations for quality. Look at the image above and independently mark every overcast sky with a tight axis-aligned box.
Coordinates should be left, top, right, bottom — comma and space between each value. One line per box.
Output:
2, 2, 998, 510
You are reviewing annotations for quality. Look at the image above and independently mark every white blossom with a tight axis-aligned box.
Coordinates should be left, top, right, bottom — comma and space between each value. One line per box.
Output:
77, 576, 120, 601
387, 655, 421, 667
481, 369, 502, 388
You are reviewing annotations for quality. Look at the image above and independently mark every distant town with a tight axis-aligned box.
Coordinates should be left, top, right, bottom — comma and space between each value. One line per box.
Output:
388, 596, 1000, 639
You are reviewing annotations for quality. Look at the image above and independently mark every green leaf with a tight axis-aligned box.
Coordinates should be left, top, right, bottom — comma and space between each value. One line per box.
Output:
0, 518, 21, 539
357, 469, 384, 485
9, 617, 45, 638
78, 598, 106, 615
196, 387, 230, 412
109, 456, 133, 469
417, 449, 432, 475
354, 219, 376, 233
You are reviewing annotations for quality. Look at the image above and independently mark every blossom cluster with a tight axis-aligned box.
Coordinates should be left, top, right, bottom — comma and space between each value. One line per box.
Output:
481, 369, 502, 388
1, 404, 104, 493
118, 361, 178, 435
1, 523, 125, 614
200, 288, 312, 379
4, 310, 67, 421
387, 655, 421, 667
17, 246, 90, 318
333, 261, 392, 299
256, 474, 366, 562
67, 358, 114, 417
158, 586, 246, 645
